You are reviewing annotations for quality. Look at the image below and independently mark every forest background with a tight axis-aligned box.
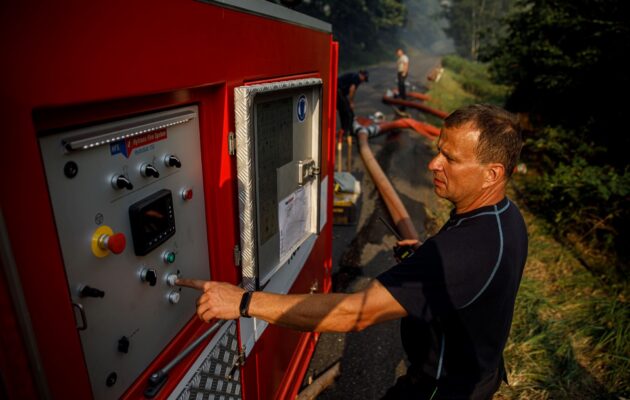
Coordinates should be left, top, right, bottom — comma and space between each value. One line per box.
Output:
280, 0, 629, 397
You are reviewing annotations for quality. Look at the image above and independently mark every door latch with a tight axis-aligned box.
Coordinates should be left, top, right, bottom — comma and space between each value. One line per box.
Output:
297, 158, 319, 186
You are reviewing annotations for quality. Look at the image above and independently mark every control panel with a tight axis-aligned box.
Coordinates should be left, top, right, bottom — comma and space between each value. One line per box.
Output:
38, 106, 210, 400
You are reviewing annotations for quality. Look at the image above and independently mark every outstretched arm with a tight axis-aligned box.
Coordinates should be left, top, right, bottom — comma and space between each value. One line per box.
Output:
176, 278, 407, 333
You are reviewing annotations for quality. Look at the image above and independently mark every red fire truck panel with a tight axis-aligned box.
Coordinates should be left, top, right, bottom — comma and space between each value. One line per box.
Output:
0, 1, 337, 399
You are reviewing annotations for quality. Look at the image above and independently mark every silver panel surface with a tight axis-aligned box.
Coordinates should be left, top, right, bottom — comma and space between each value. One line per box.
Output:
234, 78, 322, 290
38, 105, 210, 400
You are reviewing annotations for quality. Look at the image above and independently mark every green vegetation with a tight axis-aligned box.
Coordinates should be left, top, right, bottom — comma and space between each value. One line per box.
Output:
288, 0, 454, 69
424, 54, 508, 124
481, 0, 630, 276
429, 54, 629, 398
499, 203, 630, 399
442, 0, 516, 60
443, 0, 630, 277
518, 127, 630, 280
292, 0, 408, 68
483, 0, 629, 156
441, 55, 509, 103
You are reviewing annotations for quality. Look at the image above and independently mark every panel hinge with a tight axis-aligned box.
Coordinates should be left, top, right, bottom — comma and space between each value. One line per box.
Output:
233, 244, 241, 266
228, 131, 236, 156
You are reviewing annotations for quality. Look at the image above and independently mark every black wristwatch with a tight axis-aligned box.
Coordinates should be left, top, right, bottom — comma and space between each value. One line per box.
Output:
239, 291, 254, 318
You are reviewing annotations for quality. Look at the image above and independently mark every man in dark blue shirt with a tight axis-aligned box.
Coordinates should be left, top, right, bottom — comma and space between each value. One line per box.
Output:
337, 70, 368, 135
379, 199, 526, 399
178, 104, 527, 399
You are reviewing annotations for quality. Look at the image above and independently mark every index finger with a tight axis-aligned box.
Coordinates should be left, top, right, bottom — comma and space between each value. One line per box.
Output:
175, 278, 207, 291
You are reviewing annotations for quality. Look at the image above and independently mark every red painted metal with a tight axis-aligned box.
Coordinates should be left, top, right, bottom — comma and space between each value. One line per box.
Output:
274, 332, 320, 400
0, 2, 335, 399
0, 265, 40, 399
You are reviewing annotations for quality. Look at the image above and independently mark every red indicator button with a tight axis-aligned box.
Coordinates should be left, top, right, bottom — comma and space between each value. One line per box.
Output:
181, 188, 193, 201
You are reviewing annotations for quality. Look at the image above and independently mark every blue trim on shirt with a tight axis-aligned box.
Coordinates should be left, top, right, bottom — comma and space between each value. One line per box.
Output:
457, 203, 506, 309
446, 200, 510, 231
436, 334, 445, 379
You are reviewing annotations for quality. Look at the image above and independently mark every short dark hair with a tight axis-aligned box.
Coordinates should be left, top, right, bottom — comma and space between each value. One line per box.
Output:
444, 104, 522, 177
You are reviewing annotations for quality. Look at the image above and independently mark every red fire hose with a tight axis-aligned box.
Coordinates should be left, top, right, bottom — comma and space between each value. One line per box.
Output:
390, 90, 432, 102
382, 96, 448, 119
407, 91, 432, 101
378, 119, 440, 139
355, 116, 440, 140
354, 127, 420, 241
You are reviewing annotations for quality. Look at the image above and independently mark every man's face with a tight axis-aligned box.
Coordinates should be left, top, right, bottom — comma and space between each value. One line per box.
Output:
396, 49, 403, 57
428, 124, 487, 206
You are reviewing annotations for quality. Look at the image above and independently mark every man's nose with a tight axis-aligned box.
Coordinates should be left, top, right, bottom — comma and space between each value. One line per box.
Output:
428, 154, 442, 171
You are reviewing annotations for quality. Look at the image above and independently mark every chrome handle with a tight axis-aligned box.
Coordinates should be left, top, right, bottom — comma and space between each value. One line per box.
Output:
72, 302, 87, 331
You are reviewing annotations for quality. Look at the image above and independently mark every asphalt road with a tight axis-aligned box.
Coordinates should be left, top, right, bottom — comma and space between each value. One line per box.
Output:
301, 51, 443, 398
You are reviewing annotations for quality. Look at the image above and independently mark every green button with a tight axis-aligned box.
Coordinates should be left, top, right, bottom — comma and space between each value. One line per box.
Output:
164, 252, 176, 264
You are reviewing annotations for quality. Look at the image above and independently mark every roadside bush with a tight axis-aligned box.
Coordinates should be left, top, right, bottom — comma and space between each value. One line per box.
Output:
442, 55, 509, 103
442, 54, 488, 78
517, 127, 630, 278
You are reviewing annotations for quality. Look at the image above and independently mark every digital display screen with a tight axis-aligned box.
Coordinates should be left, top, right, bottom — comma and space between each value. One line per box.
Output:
141, 206, 169, 235
129, 189, 176, 255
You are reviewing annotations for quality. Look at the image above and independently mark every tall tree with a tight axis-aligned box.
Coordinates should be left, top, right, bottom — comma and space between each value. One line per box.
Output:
482, 0, 630, 267
483, 0, 630, 163
290, 0, 407, 67
443, 0, 514, 60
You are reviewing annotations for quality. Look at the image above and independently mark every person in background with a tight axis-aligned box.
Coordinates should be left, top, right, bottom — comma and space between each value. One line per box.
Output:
178, 104, 528, 400
396, 48, 409, 113
336, 69, 368, 136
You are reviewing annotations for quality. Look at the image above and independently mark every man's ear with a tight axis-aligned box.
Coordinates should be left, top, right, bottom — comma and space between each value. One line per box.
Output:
482, 163, 505, 188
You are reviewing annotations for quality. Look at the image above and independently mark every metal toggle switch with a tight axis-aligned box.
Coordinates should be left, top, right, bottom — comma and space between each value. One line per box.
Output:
140, 163, 160, 178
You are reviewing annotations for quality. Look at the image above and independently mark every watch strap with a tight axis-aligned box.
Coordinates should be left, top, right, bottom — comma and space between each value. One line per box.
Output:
239, 291, 253, 318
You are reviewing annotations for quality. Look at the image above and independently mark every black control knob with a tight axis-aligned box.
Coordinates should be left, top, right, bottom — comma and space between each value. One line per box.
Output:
141, 268, 158, 286
117, 336, 130, 354
112, 174, 133, 190
164, 155, 182, 168
79, 285, 105, 298
141, 163, 160, 178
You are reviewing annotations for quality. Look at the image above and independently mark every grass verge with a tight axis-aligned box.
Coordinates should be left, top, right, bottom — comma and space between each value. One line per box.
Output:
498, 193, 629, 399
424, 54, 509, 126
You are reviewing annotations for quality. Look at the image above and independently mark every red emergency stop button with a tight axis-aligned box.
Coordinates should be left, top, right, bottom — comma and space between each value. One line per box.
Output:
100, 232, 126, 254
92, 226, 127, 258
